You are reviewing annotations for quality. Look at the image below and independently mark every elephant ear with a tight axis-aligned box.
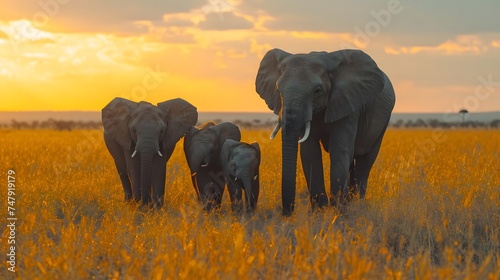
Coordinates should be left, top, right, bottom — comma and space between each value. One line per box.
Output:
102, 97, 138, 149
183, 122, 216, 173
214, 122, 241, 147
183, 126, 198, 154
255, 48, 291, 115
250, 142, 261, 167
220, 139, 240, 175
324, 50, 385, 123
158, 98, 198, 151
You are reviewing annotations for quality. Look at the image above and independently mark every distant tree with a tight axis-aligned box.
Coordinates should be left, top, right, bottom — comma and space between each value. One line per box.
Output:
31, 121, 39, 129
404, 120, 414, 128
428, 119, 440, 128
459, 109, 468, 123
490, 119, 500, 129
415, 119, 427, 128
392, 119, 404, 128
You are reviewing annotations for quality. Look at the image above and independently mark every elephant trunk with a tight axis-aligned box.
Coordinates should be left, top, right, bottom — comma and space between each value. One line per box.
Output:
281, 133, 299, 216
279, 92, 313, 216
242, 177, 253, 211
280, 108, 303, 216
188, 146, 211, 174
136, 136, 157, 205
140, 151, 154, 205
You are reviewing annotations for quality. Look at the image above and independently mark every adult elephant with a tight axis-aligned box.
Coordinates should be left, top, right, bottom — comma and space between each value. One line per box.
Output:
255, 48, 395, 216
102, 97, 197, 208
184, 122, 241, 211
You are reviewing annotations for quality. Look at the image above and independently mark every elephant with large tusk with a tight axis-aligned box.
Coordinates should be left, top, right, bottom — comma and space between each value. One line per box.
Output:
255, 48, 396, 216
102, 97, 198, 208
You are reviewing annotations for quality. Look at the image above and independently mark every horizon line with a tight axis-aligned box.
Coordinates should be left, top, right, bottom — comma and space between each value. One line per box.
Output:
1, 110, 500, 114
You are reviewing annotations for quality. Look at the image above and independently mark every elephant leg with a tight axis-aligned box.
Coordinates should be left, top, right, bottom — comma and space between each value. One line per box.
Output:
246, 178, 259, 212
117, 158, 133, 201
300, 135, 328, 210
347, 161, 358, 201
152, 157, 167, 209
191, 175, 202, 203
209, 170, 226, 209
193, 167, 214, 210
125, 150, 141, 202
329, 115, 358, 208
104, 136, 133, 201
355, 128, 386, 198
227, 178, 243, 213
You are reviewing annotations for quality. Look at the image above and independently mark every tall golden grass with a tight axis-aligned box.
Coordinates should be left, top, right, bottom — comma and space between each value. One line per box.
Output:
0, 129, 499, 279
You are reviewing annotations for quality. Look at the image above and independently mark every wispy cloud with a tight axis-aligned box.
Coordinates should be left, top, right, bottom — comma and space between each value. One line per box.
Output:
385, 35, 491, 55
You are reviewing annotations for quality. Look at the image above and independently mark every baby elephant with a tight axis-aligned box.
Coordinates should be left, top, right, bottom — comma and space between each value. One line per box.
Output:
221, 139, 261, 213
184, 122, 241, 211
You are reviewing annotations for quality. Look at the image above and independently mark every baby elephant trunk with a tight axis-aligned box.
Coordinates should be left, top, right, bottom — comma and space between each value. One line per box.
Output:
242, 177, 254, 211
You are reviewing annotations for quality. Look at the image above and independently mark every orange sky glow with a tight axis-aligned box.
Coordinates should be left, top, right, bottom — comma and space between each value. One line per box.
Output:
1, 0, 499, 113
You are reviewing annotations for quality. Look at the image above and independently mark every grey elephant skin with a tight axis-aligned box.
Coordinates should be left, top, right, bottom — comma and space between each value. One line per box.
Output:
255, 48, 396, 216
183, 122, 241, 211
221, 139, 261, 213
102, 97, 198, 208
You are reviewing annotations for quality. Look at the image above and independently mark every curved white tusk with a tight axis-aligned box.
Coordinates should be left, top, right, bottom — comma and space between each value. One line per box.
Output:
201, 163, 209, 167
298, 121, 311, 143
158, 151, 163, 157
131, 150, 137, 158
270, 121, 282, 140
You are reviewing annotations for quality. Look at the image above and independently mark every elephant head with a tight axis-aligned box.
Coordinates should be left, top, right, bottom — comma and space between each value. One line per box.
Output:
221, 139, 261, 212
102, 97, 197, 206
255, 49, 385, 215
184, 122, 241, 175
184, 122, 241, 209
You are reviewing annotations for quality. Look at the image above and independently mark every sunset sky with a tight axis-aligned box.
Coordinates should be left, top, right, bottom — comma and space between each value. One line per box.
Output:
0, 0, 499, 113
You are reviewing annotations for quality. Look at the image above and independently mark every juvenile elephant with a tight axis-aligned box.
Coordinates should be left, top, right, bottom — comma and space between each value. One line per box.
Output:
255, 48, 396, 216
184, 122, 241, 211
102, 97, 197, 208
221, 139, 261, 213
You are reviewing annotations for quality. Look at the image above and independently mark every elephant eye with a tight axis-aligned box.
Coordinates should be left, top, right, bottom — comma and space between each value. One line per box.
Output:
314, 86, 322, 94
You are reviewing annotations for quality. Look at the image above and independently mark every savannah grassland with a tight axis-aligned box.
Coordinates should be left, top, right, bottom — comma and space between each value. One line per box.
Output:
0, 128, 499, 279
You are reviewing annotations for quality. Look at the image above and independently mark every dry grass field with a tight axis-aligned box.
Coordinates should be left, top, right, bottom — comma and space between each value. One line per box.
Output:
0, 128, 499, 279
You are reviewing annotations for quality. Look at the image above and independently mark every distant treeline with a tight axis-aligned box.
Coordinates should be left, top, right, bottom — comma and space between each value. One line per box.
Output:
4, 119, 103, 130
391, 119, 500, 129
2, 118, 500, 130
1, 118, 278, 130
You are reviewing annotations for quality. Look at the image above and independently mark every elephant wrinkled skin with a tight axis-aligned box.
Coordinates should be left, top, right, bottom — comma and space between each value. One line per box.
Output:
102, 97, 197, 208
255, 48, 396, 216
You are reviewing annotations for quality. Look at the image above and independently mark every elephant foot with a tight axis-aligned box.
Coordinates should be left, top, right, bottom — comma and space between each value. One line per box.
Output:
310, 193, 328, 211
245, 206, 256, 214
329, 195, 349, 214
124, 194, 133, 202
202, 200, 222, 212
346, 183, 364, 203
153, 203, 163, 210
